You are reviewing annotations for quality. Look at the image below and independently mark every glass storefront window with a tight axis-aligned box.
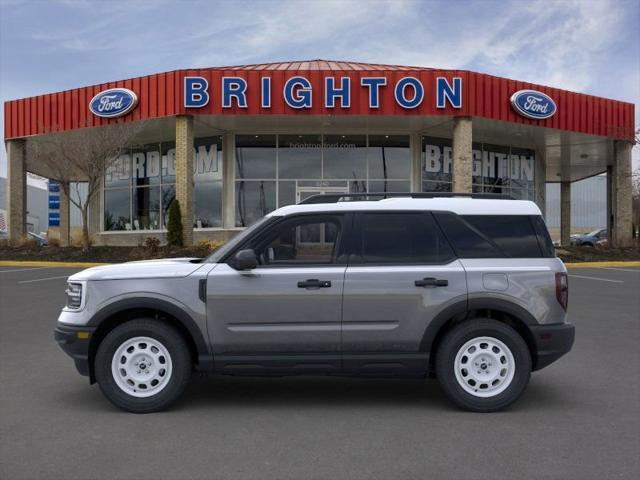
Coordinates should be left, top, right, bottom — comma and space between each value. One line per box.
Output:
104, 136, 223, 231
422, 136, 536, 198
104, 188, 131, 231
236, 135, 276, 179
194, 136, 223, 228
368, 135, 410, 180
278, 135, 322, 179
236, 180, 276, 227
132, 186, 161, 230
323, 135, 367, 180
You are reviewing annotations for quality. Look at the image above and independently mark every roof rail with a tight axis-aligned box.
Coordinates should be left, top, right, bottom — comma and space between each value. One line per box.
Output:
298, 192, 514, 204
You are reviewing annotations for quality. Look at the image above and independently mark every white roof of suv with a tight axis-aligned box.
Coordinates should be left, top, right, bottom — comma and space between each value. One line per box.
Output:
270, 197, 542, 217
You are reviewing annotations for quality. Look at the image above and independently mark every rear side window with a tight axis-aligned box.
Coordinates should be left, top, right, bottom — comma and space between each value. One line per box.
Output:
531, 215, 555, 258
356, 212, 455, 264
461, 215, 542, 258
433, 212, 503, 258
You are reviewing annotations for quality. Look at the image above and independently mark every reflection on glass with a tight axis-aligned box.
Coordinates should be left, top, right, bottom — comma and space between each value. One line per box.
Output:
162, 185, 175, 227
278, 135, 322, 179
422, 181, 452, 193
132, 186, 160, 230
236, 180, 276, 227
368, 135, 410, 180
323, 135, 367, 179
106, 153, 131, 188
132, 144, 161, 187
236, 135, 276, 179
104, 188, 131, 231
194, 181, 223, 228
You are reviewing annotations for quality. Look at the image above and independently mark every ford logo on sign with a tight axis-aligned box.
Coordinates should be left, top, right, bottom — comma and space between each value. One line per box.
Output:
89, 88, 138, 118
510, 90, 556, 120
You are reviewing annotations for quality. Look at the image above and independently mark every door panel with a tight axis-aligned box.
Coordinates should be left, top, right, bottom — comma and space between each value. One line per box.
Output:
342, 263, 467, 354
207, 264, 346, 371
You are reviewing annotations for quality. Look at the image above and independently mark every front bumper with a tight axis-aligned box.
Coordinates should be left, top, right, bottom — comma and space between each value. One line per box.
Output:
530, 322, 575, 371
54, 324, 95, 378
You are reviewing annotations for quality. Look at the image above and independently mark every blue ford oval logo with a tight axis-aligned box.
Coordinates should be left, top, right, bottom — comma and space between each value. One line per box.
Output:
510, 89, 556, 120
89, 88, 138, 118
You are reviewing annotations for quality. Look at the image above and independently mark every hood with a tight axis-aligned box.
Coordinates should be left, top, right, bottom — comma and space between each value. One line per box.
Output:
69, 258, 205, 281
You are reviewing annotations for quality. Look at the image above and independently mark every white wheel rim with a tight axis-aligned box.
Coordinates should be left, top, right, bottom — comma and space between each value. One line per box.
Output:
111, 336, 173, 398
454, 336, 515, 398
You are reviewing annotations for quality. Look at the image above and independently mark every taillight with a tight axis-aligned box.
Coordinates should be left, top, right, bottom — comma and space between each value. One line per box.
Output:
555, 272, 568, 311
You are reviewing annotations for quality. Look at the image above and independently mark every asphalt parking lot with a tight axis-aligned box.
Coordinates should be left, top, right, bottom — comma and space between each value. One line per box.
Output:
1, 265, 639, 480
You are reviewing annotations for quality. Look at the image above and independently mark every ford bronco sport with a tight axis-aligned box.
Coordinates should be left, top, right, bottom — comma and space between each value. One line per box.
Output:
55, 193, 574, 413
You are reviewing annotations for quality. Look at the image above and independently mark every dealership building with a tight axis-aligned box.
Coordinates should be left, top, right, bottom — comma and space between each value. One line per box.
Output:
3, 60, 635, 246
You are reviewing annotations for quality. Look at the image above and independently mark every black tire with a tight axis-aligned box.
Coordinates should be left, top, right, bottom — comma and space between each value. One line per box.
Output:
435, 318, 531, 412
95, 319, 192, 413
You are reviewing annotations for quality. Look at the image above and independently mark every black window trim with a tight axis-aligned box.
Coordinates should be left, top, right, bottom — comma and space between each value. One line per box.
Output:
349, 211, 458, 267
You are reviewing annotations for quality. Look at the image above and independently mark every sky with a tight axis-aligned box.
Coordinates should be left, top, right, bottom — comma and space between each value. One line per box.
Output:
1, 0, 638, 181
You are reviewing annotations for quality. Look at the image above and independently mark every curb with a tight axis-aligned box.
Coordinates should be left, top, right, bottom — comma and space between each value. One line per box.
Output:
0, 261, 109, 268
564, 261, 640, 268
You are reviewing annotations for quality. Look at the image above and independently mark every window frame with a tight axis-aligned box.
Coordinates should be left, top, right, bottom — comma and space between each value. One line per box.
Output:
349, 211, 457, 266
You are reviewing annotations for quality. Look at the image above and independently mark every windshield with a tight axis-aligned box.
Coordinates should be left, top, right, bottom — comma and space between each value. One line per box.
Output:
587, 229, 603, 237
204, 216, 274, 263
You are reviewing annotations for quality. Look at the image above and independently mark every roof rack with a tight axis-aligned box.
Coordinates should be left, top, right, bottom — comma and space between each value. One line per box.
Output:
298, 192, 514, 204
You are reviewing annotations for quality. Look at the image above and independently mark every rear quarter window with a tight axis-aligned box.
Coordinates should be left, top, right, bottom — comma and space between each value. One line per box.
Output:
434, 212, 546, 258
461, 215, 543, 258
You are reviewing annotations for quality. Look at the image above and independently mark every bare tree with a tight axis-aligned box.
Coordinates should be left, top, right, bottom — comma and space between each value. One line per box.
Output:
27, 121, 144, 250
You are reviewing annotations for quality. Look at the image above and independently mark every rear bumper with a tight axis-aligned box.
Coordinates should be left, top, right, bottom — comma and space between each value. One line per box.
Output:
530, 322, 575, 371
54, 324, 95, 378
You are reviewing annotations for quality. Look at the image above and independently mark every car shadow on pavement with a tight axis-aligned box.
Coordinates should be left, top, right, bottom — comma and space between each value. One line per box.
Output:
55, 374, 574, 414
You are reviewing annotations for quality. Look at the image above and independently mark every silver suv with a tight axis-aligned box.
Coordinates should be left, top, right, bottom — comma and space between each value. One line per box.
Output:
55, 193, 574, 413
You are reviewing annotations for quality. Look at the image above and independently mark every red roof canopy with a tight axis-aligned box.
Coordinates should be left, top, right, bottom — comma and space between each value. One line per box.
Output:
4, 59, 635, 141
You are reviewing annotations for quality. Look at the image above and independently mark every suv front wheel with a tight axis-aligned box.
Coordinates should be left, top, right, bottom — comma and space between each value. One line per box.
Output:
95, 319, 192, 413
435, 318, 531, 412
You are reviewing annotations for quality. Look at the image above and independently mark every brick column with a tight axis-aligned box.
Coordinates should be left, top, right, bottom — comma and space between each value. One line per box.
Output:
175, 115, 194, 245
410, 133, 422, 192
222, 133, 236, 229
59, 182, 70, 247
560, 181, 571, 246
611, 141, 633, 247
452, 117, 472, 193
6, 139, 27, 244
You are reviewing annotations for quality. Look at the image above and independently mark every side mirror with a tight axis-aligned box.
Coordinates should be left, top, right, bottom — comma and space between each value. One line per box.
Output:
233, 249, 258, 270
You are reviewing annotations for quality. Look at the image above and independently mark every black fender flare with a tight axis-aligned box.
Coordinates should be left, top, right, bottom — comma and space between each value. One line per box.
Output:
420, 297, 538, 353
88, 297, 211, 368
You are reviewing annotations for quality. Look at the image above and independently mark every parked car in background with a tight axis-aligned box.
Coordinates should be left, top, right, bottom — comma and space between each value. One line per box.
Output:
571, 228, 607, 247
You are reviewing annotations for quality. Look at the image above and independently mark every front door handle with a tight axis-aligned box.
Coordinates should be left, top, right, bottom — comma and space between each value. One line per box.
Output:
297, 279, 332, 289
415, 277, 448, 287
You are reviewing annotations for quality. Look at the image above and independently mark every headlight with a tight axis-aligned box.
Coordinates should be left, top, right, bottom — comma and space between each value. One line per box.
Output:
65, 282, 83, 309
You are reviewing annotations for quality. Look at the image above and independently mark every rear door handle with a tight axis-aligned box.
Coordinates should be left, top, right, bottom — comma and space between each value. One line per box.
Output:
297, 279, 332, 289
415, 277, 448, 287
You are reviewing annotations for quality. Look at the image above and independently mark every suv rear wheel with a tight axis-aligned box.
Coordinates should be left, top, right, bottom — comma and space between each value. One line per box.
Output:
435, 318, 531, 412
95, 319, 192, 413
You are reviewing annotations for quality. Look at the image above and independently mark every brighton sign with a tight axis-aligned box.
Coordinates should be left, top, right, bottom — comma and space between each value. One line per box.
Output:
183, 75, 463, 110
89, 88, 138, 118
510, 89, 557, 120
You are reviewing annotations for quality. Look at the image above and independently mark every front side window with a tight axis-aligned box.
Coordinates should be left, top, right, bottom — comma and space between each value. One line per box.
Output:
355, 212, 454, 264
251, 215, 344, 266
